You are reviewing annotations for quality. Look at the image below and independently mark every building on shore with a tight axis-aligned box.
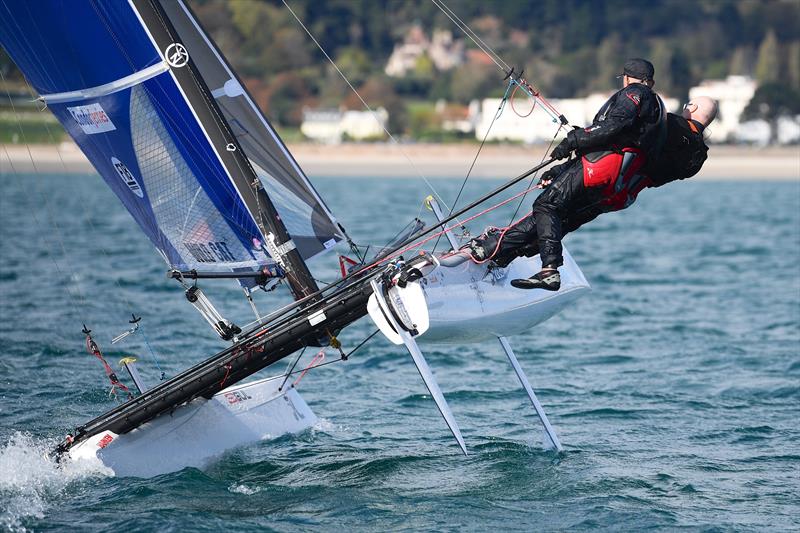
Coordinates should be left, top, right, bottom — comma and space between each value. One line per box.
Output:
385, 26, 464, 77
300, 107, 388, 143
474, 92, 679, 143
688, 75, 757, 143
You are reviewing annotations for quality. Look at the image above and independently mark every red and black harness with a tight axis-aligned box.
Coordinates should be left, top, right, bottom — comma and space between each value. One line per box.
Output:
581, 147, 651, 212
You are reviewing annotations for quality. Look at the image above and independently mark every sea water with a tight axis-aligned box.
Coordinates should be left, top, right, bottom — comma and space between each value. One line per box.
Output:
1, 172, 798, 531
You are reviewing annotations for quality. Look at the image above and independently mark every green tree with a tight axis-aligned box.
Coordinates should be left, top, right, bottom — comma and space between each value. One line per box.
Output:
741, 82, 800, 143
755, 30, 779, 84
449, 64, 495, 104
265, 73, 311, 127
787, 41, 800, 91
729, 46, 755, 76
334, 47, 372, 87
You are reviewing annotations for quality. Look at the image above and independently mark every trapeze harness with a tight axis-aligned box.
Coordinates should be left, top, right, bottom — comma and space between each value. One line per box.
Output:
581, 147, 650, 211
579, 93, 668, 212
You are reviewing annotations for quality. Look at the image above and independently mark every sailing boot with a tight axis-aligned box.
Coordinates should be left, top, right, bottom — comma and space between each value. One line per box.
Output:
510, 267, 561, 291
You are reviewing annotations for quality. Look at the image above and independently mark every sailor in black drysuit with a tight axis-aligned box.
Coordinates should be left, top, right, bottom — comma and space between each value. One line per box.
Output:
467, 59, 668, 290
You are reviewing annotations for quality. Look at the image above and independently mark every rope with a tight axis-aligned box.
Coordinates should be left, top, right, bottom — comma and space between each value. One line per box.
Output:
261, 329, 380, 386
281, 0, 454, 215
510, 82, 537, 118
430, 0, 567, 124
280, 346, 307, 391
432, 80, 515, 253
508, 126, 565, 224
429, 0, 510, 73
293, 349, 325, 387
17, 78, 168, 377
366, 181, 544, 271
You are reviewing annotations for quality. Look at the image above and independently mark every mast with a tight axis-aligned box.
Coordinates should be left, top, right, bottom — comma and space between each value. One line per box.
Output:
131, 0, 318, 300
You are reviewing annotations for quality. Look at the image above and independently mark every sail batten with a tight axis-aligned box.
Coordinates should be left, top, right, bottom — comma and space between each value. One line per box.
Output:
39, 62, 170, 104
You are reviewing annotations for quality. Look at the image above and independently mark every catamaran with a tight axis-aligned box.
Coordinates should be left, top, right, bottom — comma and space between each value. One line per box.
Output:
1, 0, 589, 477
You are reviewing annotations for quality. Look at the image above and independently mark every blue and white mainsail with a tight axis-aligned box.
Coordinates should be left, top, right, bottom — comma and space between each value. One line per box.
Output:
0, 0, 341, 279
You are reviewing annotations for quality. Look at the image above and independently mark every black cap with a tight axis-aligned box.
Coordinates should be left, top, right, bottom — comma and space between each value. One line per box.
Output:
619, 58, 655, 81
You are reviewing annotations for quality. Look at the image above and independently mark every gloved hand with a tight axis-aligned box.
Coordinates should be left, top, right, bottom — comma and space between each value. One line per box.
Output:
550, 138, 574, 160
537, 166, 558, 189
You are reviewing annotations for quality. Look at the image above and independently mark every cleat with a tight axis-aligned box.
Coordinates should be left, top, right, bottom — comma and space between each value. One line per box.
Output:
511, 268, 560, 291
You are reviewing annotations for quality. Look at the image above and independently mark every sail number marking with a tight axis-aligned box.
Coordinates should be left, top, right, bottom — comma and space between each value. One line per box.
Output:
185, 241, 236, 263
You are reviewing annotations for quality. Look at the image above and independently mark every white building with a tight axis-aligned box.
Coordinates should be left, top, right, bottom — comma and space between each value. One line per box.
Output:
301, 107, 388, 143
735, 116, 800, 146
474, 92, 678, 144
688, 75, 757, 142
385, 26, 464, 77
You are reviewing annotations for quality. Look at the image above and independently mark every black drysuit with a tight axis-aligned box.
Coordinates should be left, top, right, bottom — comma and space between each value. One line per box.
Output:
483, 83, 666, 269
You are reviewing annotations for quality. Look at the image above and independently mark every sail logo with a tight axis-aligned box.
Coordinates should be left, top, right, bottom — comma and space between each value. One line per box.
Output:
111, 157, 144, 198
164, 43, 189, 68
67, 103, 116, 134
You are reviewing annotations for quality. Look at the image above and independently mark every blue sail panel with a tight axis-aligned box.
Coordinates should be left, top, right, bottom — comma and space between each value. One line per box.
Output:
0, 0, 160, 94
1, 0, 271, 272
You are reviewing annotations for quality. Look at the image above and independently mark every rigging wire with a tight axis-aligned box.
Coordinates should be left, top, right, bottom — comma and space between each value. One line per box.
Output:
429, 0, 510, 73
0, 71, 91, 325
19, 78, 168, 377
425, 0, 565, 251
430, 0, 567, 125
280, 0, 457, 218
431, 79, 515, 253
508, 128, 564, 224
260, 329, 380, 387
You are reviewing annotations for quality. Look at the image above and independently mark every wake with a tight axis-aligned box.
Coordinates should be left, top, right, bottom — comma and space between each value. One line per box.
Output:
0, 432, 111, 532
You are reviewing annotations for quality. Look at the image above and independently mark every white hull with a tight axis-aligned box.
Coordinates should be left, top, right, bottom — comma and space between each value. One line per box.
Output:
69, 376, 316, 477
422, 247, 590, 343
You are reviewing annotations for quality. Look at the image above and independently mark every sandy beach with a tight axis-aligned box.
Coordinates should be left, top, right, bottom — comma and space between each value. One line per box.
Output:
2, 142, 798, 180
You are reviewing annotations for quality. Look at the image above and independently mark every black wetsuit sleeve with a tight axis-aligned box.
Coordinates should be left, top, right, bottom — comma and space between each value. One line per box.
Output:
568, 86, 644, 151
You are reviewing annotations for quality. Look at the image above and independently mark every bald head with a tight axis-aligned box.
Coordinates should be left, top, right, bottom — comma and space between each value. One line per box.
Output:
682, 96, 718, 128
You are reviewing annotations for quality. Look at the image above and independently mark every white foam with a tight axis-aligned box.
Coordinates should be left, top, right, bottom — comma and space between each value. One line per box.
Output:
311, 417, 339, 433
0, 432, 112, 532
227, 483, 261, 495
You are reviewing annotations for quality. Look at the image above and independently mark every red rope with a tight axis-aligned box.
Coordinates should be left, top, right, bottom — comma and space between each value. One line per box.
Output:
293, 349, 326, 387
510, 82, 536, 118
364, 182, 541, 271
219, 363, 232, 388
85, 335, 132, 398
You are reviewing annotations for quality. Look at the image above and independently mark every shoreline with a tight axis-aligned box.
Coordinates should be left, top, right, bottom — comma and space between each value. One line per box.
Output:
2, 142, 798, 180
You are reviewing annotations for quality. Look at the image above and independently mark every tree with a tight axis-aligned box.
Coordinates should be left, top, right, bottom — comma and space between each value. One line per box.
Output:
788, 41, 800, 91
729, 46, 755, 76
449, 64, 495, 104
755, 30, 779, 84
264, 73, 311, 127
741, 82, 800, 143
334, 47, 372, 87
